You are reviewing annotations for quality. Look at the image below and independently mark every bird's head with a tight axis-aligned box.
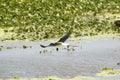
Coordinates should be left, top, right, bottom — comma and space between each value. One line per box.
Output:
49, 43, 55, 46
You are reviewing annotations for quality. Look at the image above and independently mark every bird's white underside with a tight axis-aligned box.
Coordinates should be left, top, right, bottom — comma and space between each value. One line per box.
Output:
61, 43, 69, 46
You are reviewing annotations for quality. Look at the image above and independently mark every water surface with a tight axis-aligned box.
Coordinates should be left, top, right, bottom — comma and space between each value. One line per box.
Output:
0, 37, 120, 79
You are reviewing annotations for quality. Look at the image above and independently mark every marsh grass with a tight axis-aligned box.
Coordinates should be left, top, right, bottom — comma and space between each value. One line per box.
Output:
0, 0, 120, 41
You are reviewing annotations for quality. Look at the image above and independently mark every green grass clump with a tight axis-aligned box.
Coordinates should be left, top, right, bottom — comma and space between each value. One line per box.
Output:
0, 0, 120, 41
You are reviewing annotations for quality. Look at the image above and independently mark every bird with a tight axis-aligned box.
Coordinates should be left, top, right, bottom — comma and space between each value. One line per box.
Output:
40, 31, 72, 48
114, 20, 120, 27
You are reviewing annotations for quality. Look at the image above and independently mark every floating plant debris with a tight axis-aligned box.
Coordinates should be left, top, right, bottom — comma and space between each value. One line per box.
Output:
117, 62, 120, 65
0, 48, 2, 51
23, 45, 27, 49
6, 47, 13, 49
56, 48, 59, 51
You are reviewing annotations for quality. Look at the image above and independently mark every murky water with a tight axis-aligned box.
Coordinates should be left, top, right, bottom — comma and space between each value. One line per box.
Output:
0, 37, 120, 79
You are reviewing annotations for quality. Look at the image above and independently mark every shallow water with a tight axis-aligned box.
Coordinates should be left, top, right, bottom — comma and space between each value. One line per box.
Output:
0, 37, 120, 79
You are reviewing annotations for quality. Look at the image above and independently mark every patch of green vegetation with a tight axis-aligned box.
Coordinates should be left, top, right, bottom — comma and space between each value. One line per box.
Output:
0, 76, 99, 80
102, 67, 113, 71
117, 62, 120, 65
97, 69, 120, 76
0, 0, 120, 41
6, 46, 13, 49
1, 71, 120, 80
22, 45, 27, 49
0, 47, 2, 51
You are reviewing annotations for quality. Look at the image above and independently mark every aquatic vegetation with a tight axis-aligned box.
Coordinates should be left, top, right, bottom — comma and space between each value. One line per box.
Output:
97, 68, 120, 76
0, 67, 120, 80
43, 50, 47, 53
22, 45, 32, 49
117, 62, 120, 65
29, 46, 32, 48
0, 0, 120, 41
56, 47, 59, 51
39, 51, 42, 54
6, 46, 13, 49
0, 46, 16, 51
63, 46, 76, 52
22, 45, 27, 49
0, 48, 2, 51
0, 76, 98, 80
3, 75, 120, 80
39, 49, 53, 54
102, 67, 113, 71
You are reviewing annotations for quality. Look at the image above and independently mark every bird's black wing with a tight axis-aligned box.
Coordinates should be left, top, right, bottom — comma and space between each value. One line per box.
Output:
40, 45, 48, 48
58, 31, 71, 42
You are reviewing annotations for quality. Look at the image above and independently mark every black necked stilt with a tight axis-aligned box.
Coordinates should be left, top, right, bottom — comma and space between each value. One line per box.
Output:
40, 31, 72, 48
114, 20, 120, 27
